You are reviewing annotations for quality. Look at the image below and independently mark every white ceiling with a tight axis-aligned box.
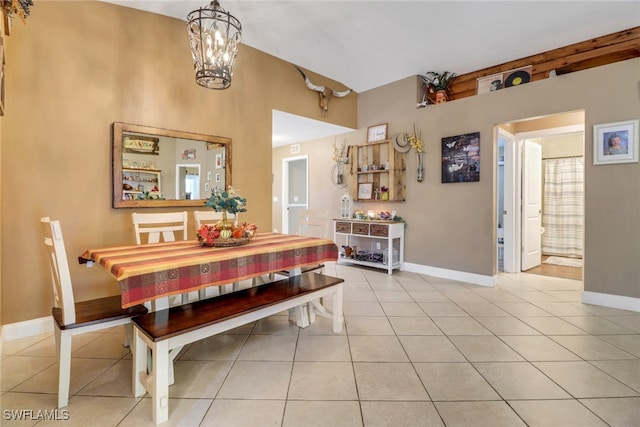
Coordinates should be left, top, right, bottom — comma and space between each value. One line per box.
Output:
102, 1, 640, 143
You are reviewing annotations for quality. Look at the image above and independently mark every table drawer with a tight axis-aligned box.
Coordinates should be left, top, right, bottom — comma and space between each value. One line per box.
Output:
370, 224, 389, 237
335, 221, 352, 233
352, 223, 370, 235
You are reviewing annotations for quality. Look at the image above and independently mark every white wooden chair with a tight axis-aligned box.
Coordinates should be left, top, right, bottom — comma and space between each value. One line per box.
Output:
132, 211, 190, 304
193, 210, 236, 229
131, 211, 188, 245
193, 210, 241, 296
40, 217, 147, 408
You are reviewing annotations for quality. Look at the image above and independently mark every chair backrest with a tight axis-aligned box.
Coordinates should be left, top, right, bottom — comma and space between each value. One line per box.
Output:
193, 210, 237, 229
132, 211, 188, 245
296, 208, 331, 239
40, 217, 76, 325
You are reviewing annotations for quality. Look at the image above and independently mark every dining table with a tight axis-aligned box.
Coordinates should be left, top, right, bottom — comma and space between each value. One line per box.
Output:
79, 232, 340, 310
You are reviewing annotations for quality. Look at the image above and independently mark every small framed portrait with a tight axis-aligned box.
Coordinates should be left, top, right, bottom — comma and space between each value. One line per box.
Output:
215, 153, 223, 169
215, 172, 221, 183
593, 119, 639, 165
358, 182, 373, 199
367, 123, 388, 143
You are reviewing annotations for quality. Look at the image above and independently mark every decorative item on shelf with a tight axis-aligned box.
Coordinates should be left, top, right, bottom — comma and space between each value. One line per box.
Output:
187, 0, 242, 90
295, 66, 352, 116
420, 71, 458, 104
407, 125, 425, 182
332, 138, 349, 187
381, 186, 389, 200
3, 0, 33, 35
340, 191, 352, 219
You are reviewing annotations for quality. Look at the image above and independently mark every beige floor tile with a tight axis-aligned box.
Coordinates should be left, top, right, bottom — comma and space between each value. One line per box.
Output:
475, 316, 541, 335
509, 399, 608, 427
288, 361, 357, 400
119, 397, 211, 427
1, 333, 53, 356
380, 302, 427, 317
360, 401, 444, 427
455, 301, 511, 317
373, 290, 413, 302
499, 335, 581, 361
495, 302, 554, 317
406, 290, 450, 302
345, 316, 395, 335
549, 335, 637, 360
601, 315, 640, 333
519, 316, 589, 335
251, 315, 301, 335
283, 400, 362, 427
399, 336, 466, 362
419, 302, 468, 317
534, 361, 639, 398
435, 401, 526, 427
414, 362, 500, 401
343, 301, 385, 316
506, 291, 560, 303
178, 334, 248, 360
449, 336, 524, 362
590, 360, 640, 391
397, 279, 438, 292
72, 331, 133, 359
440, 290, 487, 302
1, 391, 60, 426
15, 333, 101, 358
579, 397, 640, 427
1, 355, 57, 391
167, 360, 233, 398
295, 335, 351, 361
343, 290, 379, 302
474, 362, 571, 399
300, 315, 347, 335
38, 395, 139, 427
354, 362, 429, 401
388, 316, 443, 336
201, 399, 285, 427
217, 361, 292, 399
12, 356, 116, 397
236, 334, 297, 361
531, 301, 593, 316
560, 316, 637, 335
545, 290, 583, 302
349, 336, 408, 362
470, 289, 524, 303
431, 317, 492, 335
598, 335, 640, 357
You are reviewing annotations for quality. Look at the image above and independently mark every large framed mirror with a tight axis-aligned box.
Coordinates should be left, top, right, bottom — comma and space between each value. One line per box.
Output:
112, 122, 232, 208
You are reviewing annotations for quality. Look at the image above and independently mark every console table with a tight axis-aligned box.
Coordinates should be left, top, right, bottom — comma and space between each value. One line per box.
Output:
333, 219, 404, 274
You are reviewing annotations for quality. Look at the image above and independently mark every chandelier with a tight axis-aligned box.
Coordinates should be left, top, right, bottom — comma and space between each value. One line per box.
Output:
187, 0, 242, 90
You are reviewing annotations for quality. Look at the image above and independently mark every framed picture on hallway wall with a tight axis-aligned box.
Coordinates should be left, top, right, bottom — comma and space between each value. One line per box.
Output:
593, 119, 639, 165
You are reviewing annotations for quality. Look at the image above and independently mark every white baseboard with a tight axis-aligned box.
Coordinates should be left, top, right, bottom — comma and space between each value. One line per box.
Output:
1, 316, 53, 342
402, 262, 496, 287
582, 291, 640, 313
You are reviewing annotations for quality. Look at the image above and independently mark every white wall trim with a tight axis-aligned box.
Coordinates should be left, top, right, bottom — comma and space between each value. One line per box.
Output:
582, 291, 640, 313
403, 262, 496, 287
1, 316, 53, 342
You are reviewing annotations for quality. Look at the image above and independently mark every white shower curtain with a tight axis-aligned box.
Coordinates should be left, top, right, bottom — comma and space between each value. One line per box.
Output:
542, 157, 584, 257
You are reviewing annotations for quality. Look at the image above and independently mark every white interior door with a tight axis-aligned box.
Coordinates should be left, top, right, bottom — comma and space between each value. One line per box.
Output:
521, 140, 542, 270
500, 129, 518, 273
282, 156, 308, 234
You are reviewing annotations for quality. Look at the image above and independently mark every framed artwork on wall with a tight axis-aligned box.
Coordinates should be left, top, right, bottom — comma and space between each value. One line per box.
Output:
441, 132, 480, 183
593, 119, 639, 165
367, 123, 388, 143
358, 183, 373, 199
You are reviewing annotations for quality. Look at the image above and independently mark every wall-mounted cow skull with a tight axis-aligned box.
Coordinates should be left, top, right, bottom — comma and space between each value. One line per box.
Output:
295, 66, 352, 116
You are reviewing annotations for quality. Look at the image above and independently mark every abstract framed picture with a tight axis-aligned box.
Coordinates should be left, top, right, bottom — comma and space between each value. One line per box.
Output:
358, 182, 373, 199
441, 132, 480, 183
593, 119, 639, 165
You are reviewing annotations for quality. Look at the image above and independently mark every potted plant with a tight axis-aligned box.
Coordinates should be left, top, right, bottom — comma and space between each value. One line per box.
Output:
421, 71, 457, 104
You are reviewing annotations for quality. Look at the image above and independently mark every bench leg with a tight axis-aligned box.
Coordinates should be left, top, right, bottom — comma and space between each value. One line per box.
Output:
151, 341, 170, 425
132, 326, 147, 398
332, 285, 344, 333
294, 304, 310, 328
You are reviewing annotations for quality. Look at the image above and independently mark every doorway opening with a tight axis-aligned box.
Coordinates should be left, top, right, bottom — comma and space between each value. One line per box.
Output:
497, 111, 585, 282
282, 155, 309, 234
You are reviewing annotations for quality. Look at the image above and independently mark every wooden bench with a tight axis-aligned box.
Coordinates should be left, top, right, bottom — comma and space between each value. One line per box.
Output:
131, 272, 344, 425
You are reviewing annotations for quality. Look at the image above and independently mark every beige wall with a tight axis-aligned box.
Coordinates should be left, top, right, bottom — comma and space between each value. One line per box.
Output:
1, 2, 356, 325
355, 59, 640, 298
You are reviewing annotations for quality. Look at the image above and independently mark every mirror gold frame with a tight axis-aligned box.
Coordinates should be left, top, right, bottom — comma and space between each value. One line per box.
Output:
112, 122, 232, 208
